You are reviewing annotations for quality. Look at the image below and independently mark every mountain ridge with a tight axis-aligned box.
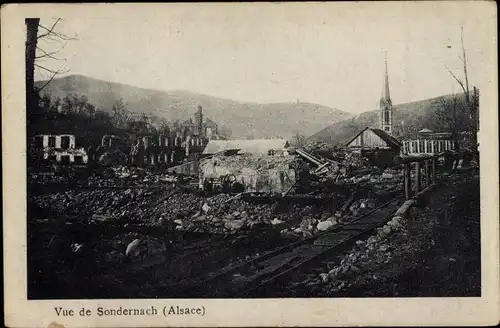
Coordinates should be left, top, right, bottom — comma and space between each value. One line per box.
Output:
309, 92, 473, 145
35, 74, 352, 139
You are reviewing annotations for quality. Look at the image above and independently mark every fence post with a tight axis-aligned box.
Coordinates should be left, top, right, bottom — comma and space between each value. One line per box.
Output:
404, 163, 412, 200
432, 157, 437, 184
427, 160, 432, 186
415, 161, 421, 193
422, 160, 429, 188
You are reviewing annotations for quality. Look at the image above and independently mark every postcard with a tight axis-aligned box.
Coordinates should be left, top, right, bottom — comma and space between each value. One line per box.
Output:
2, 2, 499, 327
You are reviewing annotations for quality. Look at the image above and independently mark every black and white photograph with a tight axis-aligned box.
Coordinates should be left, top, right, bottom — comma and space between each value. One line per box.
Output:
2, 2, 499, 327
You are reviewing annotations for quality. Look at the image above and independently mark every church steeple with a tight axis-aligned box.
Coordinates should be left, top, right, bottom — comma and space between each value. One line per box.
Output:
380, 52, 393, 134
383, 54, 390, 101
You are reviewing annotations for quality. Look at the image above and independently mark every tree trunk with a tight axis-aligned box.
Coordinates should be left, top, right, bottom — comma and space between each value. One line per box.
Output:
25, 18, 40, 119
472, 87, 479, 148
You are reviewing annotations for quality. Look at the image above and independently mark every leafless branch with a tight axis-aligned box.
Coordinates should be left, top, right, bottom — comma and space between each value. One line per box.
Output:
444, 64, 467, 96
37, 18, 62, 39
35, 46, 65, 60
34, 64, 71, 91
38, 18, 77, 42
460, 25, 470, 102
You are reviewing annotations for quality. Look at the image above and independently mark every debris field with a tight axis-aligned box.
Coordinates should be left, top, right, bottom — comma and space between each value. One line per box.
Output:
27, 148, 478, 298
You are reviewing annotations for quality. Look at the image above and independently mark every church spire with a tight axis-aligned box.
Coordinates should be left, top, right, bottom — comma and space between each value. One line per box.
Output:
380, 51, 393, 134
383, 52, 391, 101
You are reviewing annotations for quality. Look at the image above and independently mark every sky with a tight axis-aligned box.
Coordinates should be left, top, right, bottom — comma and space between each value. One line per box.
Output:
33, 2, 495, 114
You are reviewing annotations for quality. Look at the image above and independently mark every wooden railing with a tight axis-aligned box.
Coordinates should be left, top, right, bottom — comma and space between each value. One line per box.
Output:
394, 152, 446, 201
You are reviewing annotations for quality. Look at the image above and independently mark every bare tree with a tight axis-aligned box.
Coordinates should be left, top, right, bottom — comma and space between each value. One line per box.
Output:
444, 25, 479, 148
292, 132, 307, 148
34, 18, 76, 92
436, 93, 459, 150
112, 98, 128, 128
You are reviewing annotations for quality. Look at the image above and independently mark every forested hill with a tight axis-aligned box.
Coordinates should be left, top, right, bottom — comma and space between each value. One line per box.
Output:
35, 74, 352, 139
308, 92, 474, 145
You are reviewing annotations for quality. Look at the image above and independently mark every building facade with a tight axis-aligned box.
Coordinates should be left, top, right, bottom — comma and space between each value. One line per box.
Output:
129, 105, 220, 167
401, 128, 454, 155
32, 134, 88, 164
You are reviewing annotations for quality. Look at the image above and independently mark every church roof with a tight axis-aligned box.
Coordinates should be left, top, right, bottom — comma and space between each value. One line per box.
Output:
346, 127, 401, 149
370, 128, 401, 148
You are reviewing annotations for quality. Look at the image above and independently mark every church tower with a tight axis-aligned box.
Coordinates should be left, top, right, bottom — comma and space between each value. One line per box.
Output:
380, 53, 393, 134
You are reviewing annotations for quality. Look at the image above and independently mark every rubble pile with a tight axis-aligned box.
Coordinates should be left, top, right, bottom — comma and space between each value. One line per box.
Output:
278, 196, 381, 239
33, 188, 170, 221
303, 141, 340, 157
29, 172, 71, 185
33, 181, 383, 236
30, 166, 179, 188
295, 211, 410, 293
201, 154, 301, 174
89, 166, 179, 187
31, 187, 312, 234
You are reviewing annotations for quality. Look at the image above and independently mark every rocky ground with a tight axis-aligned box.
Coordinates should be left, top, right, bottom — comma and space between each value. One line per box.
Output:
286, 169, 481, 297
27, 158, 408, 299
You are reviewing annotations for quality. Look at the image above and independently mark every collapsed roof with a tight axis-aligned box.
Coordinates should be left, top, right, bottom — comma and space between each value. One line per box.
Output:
202, 139, 289, 155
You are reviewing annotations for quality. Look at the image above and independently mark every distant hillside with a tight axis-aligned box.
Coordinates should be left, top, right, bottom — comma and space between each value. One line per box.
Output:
309, 93, 473, 145
35, 75, 352, 139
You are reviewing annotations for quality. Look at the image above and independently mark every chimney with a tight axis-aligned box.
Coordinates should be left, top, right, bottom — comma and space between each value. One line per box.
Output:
195, 105, 203, 137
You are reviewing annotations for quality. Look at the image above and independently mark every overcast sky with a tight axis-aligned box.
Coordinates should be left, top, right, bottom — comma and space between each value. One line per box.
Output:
33, 2, 495, 114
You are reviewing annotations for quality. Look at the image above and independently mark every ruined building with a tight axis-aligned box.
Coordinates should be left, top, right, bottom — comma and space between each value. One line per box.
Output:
197, 138, 311, 194
346, 127, 401, 167
129, 105, 221, 167
380, 54, 393, 134
183, 105, 220, 140
31, 134, 88, 165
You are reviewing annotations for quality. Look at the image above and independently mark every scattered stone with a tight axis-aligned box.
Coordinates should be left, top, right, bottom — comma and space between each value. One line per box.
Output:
379, 244, 389, 252
319, 273, 329, 283
70, 243, 83, 253
327, 217, 338, 225
317, 220, 333, 231
202, 203, 210, 213
271, 218, 283, 225
225, 219, 245, 230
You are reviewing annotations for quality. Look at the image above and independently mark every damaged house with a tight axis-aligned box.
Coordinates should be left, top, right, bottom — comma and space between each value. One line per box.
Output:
31, 134, 88, 165
130, 105, 222, 167
198, 139, 310, 194
346, 127, 401, 167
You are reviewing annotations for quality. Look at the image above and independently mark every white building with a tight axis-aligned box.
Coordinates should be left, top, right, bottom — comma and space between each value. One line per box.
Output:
33, 134, 88, 164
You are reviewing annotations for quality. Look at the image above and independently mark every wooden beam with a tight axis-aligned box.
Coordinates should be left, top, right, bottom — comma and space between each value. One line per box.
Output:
415, 161, 421, 193
432, 158, 437, 183
426, 160, 432, 186
404, 163, 412, 200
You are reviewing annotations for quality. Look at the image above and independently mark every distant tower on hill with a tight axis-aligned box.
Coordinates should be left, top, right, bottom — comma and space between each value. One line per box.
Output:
380, 52, 393, 134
